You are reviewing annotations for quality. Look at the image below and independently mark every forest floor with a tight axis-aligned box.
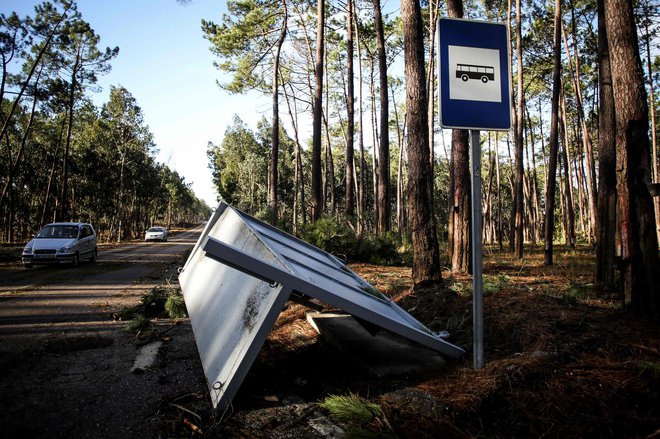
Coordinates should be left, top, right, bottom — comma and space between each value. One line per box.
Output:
1, 244, 659, 438
160, 245, 660, 438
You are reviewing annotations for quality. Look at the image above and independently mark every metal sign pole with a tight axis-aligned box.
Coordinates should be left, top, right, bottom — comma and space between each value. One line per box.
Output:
438, 17, 510, 370
470, 129, 484, 369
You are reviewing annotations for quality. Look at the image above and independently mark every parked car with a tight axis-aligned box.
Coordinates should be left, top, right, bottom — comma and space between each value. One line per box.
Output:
22, 222, 97, 268
145, 226, 168, 242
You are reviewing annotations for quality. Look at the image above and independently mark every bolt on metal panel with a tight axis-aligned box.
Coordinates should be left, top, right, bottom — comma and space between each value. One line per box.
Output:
179, 203, 466, 411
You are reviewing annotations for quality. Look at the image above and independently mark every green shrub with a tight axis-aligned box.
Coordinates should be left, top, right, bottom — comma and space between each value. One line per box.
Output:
567, 283, 594, 300
355, 231, 411, 266
126, 315, 151, 332
483, 273, 511, 295
638, 361, 660, 378
165, 291, 187, 318
122, 286, 188, 320
449, 281, 471, 296
299, 217, 357, 260
320, 394, 382, 423
299, 218, 412, 266
319, 394, 394, 438
122, 286, 187, 344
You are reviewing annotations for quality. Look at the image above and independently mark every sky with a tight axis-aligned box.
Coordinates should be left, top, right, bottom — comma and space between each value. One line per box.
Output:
4, 0, 272, 208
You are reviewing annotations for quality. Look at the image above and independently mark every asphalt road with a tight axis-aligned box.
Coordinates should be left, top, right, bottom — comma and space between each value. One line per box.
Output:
0, 225, 212, 439
0, 225, 204, 351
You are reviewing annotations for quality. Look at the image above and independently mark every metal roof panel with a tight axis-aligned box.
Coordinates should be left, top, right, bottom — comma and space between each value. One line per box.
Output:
179, 203, 466, 410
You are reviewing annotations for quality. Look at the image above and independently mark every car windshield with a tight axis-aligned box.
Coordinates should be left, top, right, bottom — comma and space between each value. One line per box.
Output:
148, 228, 163, 232
36, 225, 79, 239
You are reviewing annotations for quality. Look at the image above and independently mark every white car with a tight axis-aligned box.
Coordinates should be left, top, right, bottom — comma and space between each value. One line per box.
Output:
22, 222, 97, 268
145, 227, 168, 242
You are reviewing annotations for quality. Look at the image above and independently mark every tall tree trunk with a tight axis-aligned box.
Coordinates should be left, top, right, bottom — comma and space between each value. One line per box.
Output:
323, 116, 336, 215
447, 0, 471, 274
60, 53, 80, 222
374, 0, 390, 234
484, 133, 495, 243
522, 107, 532, 243
0, 66, 42, 221
397, 136, 406, 233
539, 98, 548, 191
297, 133, 306, 226
282, 82, 307, 232
451, 130, 471, 273
573, 134, 588, 237
495, 133, 503, 250
1, 133, 12, 242
391, 82, 406, 233
370, 59, 379, 232
8, 79, 39, 242
525, 103, 542, 245
448, 131, 455, 261
311, 0, 325, 221
506, 135, 515, 244
512, 0, 525, 258
322, 39, 336, 215
523, 105, 539, 245
560, 89, 576, 249
282, 81, 306, 229
427, 0, 440, 172
522, 169, 532, 243
595, 0, 616, 291
293, 149, 299, 232
269, 2, 287, 224
605, 0, 660, 318
41, 117, 66, 228
355, 10, 366, 234
117, 152, 126, 242
345, 0, 355, 221
544, 0, 561, 266
506, 0, 515, 251
642, 3, 660, 245
563, 14, 598, 243
558, 150, 567, 243
402, 0, 442, 286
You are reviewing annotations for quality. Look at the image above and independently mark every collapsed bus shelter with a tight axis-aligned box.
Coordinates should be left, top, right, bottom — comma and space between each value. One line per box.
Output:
178, 203, 465, 410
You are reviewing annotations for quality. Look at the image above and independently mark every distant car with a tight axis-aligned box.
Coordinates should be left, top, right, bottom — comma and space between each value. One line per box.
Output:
145, 227, 168, 242
22, 222, 97, 268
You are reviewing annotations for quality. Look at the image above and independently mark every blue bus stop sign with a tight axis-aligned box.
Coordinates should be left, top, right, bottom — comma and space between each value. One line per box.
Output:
438, 18, 511, 131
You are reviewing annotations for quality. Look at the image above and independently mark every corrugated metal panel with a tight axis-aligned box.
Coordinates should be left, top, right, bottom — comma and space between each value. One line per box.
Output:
179, 203, 465, 411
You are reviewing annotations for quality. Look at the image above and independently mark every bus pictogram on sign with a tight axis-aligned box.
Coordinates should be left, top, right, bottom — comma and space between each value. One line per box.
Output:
456, 64, 495, 83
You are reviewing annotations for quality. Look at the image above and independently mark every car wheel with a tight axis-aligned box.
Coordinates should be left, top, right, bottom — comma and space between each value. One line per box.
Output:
461, 74, 469, 81
24, 263, 33, 269
481, 76, 488, 83
71, 254, 79, 268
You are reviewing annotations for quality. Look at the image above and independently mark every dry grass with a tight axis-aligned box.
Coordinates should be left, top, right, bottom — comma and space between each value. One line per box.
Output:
350, 246, 660, 438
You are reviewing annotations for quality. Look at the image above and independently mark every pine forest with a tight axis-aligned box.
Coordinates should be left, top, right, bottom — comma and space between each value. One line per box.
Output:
2, 1, 660, 312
